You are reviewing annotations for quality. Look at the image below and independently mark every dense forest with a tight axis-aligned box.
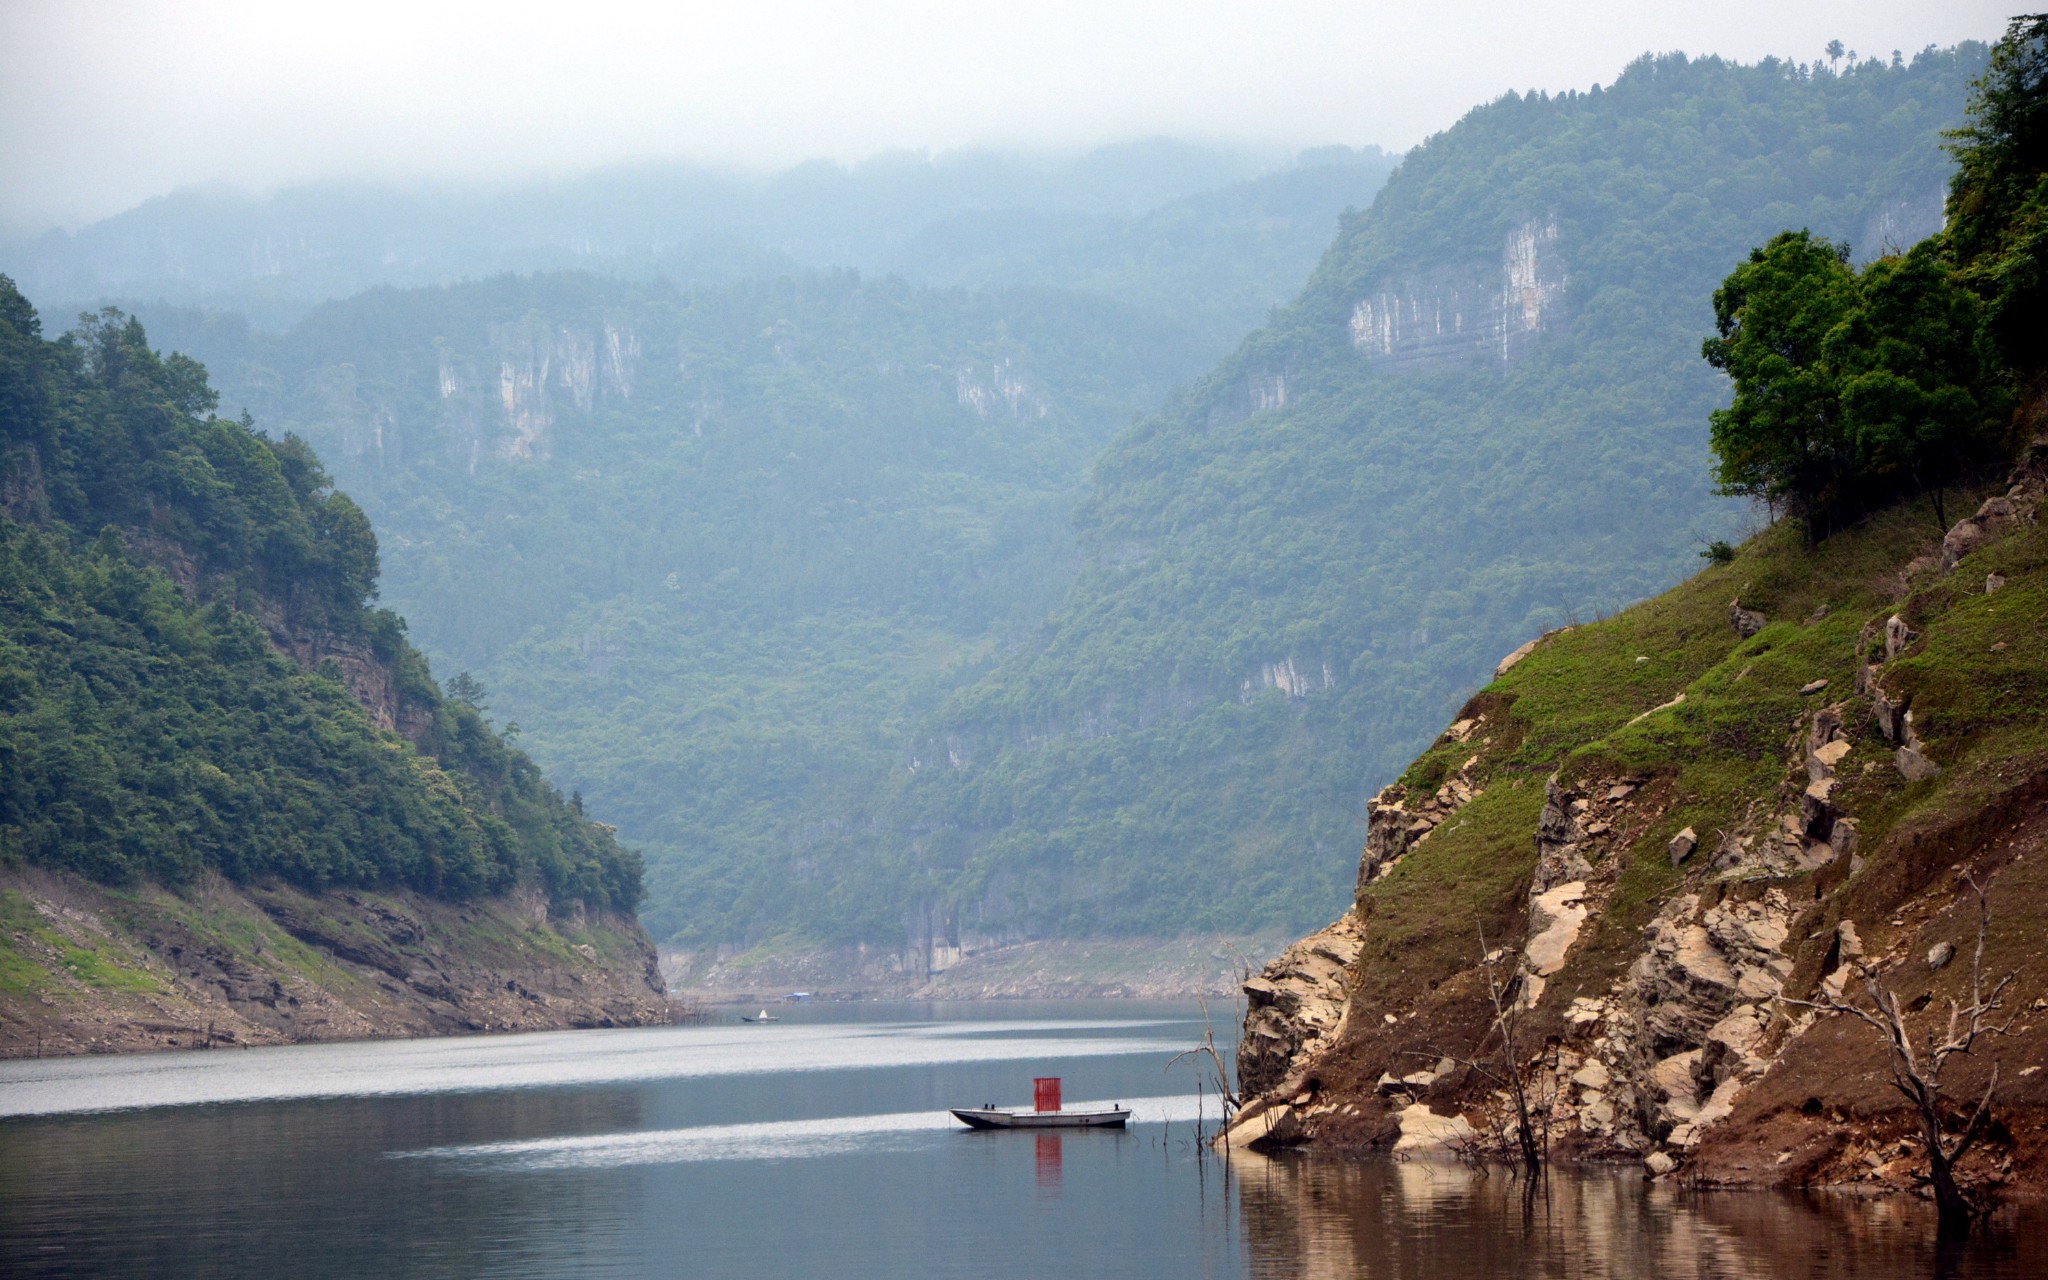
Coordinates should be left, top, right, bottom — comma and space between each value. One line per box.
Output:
15, 45, 1993, 954
0, 281, 641, 911
865, 44, 1993, 939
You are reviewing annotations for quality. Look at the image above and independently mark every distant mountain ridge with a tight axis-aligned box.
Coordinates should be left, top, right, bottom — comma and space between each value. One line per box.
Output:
3, 140, 1394, 339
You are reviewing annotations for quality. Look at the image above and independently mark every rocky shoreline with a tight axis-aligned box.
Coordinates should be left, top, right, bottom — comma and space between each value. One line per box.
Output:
1223, 447, 2048, 1207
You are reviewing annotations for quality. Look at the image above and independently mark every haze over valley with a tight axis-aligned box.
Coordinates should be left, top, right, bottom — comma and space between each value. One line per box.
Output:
6, 6, 2048, 1272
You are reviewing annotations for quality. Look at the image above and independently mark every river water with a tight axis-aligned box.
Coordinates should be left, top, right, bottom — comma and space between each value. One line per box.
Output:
0, 1001, 2039, 1278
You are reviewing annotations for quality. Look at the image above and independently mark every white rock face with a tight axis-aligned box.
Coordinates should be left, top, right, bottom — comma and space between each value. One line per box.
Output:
1393, 1104, 1478, 1157
1524, 880, 1590, 980
1349, 218, 1567, 369
1237, 913, 1364, 1098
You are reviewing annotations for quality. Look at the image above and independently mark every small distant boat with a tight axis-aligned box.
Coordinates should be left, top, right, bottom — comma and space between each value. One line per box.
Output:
951, 1076, 1129, 1130
949, 1104, 1130, 1130
741, 1009, 779, 1023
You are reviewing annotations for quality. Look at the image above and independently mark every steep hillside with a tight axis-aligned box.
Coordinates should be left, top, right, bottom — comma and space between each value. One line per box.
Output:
1227, 434, 2048, 1201
870, 46, 1988, 942
0, 282, 666, 1054
1229, 22, 2048, 1209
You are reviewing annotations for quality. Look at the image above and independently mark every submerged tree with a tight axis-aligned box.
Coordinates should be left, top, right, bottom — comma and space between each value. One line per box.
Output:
1784, 874, 2015, 1237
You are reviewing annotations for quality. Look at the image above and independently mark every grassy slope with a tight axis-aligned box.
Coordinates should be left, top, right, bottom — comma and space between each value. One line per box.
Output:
1263, 457, 2048, 1196
1355, 491, 2046, 1013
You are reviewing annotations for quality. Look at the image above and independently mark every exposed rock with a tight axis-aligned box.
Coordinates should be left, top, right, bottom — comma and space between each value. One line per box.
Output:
1392, 1104, 1478, 1157
1237, 913, 1363, 1097
1668, 827, 1698, 866
1940, 495, 2021, 570
1871, 687, 1909, 745
1645, 1151, 1677, 1176
1730, 600, 1768, 638
1927, 940, 1955, 971
1523, 880, 1589, 984
1987, 573, 2007, 594
1799, 679, 1829, 696
1532, 777, 1595, 893
1837, 920, 1866, 962
1810, 739, 1852, 778
1222, 1099, 1304, 1149
1884, 614, 1918, 661
1495, 637, 1542, 677
1897, 745, 1942, 781
0, 869, 671, 1059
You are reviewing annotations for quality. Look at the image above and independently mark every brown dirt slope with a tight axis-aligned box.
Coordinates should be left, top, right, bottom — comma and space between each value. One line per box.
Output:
0, 867, 671, 1057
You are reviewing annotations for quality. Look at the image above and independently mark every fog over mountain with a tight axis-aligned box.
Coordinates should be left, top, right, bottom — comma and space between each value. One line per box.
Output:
0, 0, 2011, 234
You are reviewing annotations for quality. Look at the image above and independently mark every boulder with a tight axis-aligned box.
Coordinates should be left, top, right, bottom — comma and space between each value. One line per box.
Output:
1495, 637, 1541, 677
1668, 827, 1698, 867
1393, 1104, 1477, 1157
1897, 745, 1942, 782
1730, 600, 1767, 638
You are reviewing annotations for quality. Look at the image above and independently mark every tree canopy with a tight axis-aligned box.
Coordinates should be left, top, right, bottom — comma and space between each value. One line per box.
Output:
0, 280, 643, 911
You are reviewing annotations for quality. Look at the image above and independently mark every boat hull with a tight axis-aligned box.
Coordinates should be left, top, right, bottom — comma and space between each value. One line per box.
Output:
950, 1107, 1130, 1130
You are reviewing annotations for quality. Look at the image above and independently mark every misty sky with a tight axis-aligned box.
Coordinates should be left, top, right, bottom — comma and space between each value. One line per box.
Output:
0, 0, 2017, 234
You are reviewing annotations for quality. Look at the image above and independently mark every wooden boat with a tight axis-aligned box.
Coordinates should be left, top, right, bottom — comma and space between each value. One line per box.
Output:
740, 1009, 779, 1023
950, 1077, 1127, 1129
950, 1104, 1130, 1130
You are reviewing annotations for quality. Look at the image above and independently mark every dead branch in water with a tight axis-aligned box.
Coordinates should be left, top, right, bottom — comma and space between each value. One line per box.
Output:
1780, 872, 2015, 1236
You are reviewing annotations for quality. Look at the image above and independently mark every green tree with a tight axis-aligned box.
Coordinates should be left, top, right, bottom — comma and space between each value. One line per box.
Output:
1703, 231, 1860, 536
1945, 14, 2048, 377
1831, 242, 2008, 528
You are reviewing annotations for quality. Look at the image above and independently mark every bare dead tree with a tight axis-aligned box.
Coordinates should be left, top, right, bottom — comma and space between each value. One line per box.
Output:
1782, 873, 2016, 1235
1405, 930, 1545, 1176
1169, 997, 1241, 1143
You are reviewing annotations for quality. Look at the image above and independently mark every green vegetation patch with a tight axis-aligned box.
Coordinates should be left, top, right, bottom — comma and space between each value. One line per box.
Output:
0, 890, 161, 995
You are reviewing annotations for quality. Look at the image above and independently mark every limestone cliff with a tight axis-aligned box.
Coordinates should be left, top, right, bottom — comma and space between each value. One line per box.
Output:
1227, 427, 2048, 1205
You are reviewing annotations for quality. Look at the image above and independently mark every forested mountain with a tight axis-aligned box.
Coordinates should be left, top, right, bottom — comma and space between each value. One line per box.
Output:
122, 270, 1222, 945
1230, 18, 2048, 1213
0, 281, 641, 909
861, 46, 1991, 940
0, 281, 668, 1054
19, 47, 1989, 964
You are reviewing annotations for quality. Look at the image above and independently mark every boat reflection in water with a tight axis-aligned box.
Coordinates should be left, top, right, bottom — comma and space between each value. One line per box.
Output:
1229, 1148, 2046, 1280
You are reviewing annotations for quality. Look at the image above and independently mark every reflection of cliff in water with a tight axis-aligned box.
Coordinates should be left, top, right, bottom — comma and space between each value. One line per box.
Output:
1230, 1151, 2046, 1280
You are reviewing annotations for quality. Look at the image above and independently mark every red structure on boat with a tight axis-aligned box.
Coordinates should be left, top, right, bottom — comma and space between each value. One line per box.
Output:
1034, 1077, 1062, 1112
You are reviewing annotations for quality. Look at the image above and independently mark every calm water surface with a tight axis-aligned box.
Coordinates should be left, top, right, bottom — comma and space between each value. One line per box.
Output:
1, 1001, 2039, 1278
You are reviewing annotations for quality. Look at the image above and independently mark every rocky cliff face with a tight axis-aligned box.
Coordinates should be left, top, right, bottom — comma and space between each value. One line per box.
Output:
0, 867, 671, 1057
1347, 217, 1567, 370
1226, 428, 2048, 1204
